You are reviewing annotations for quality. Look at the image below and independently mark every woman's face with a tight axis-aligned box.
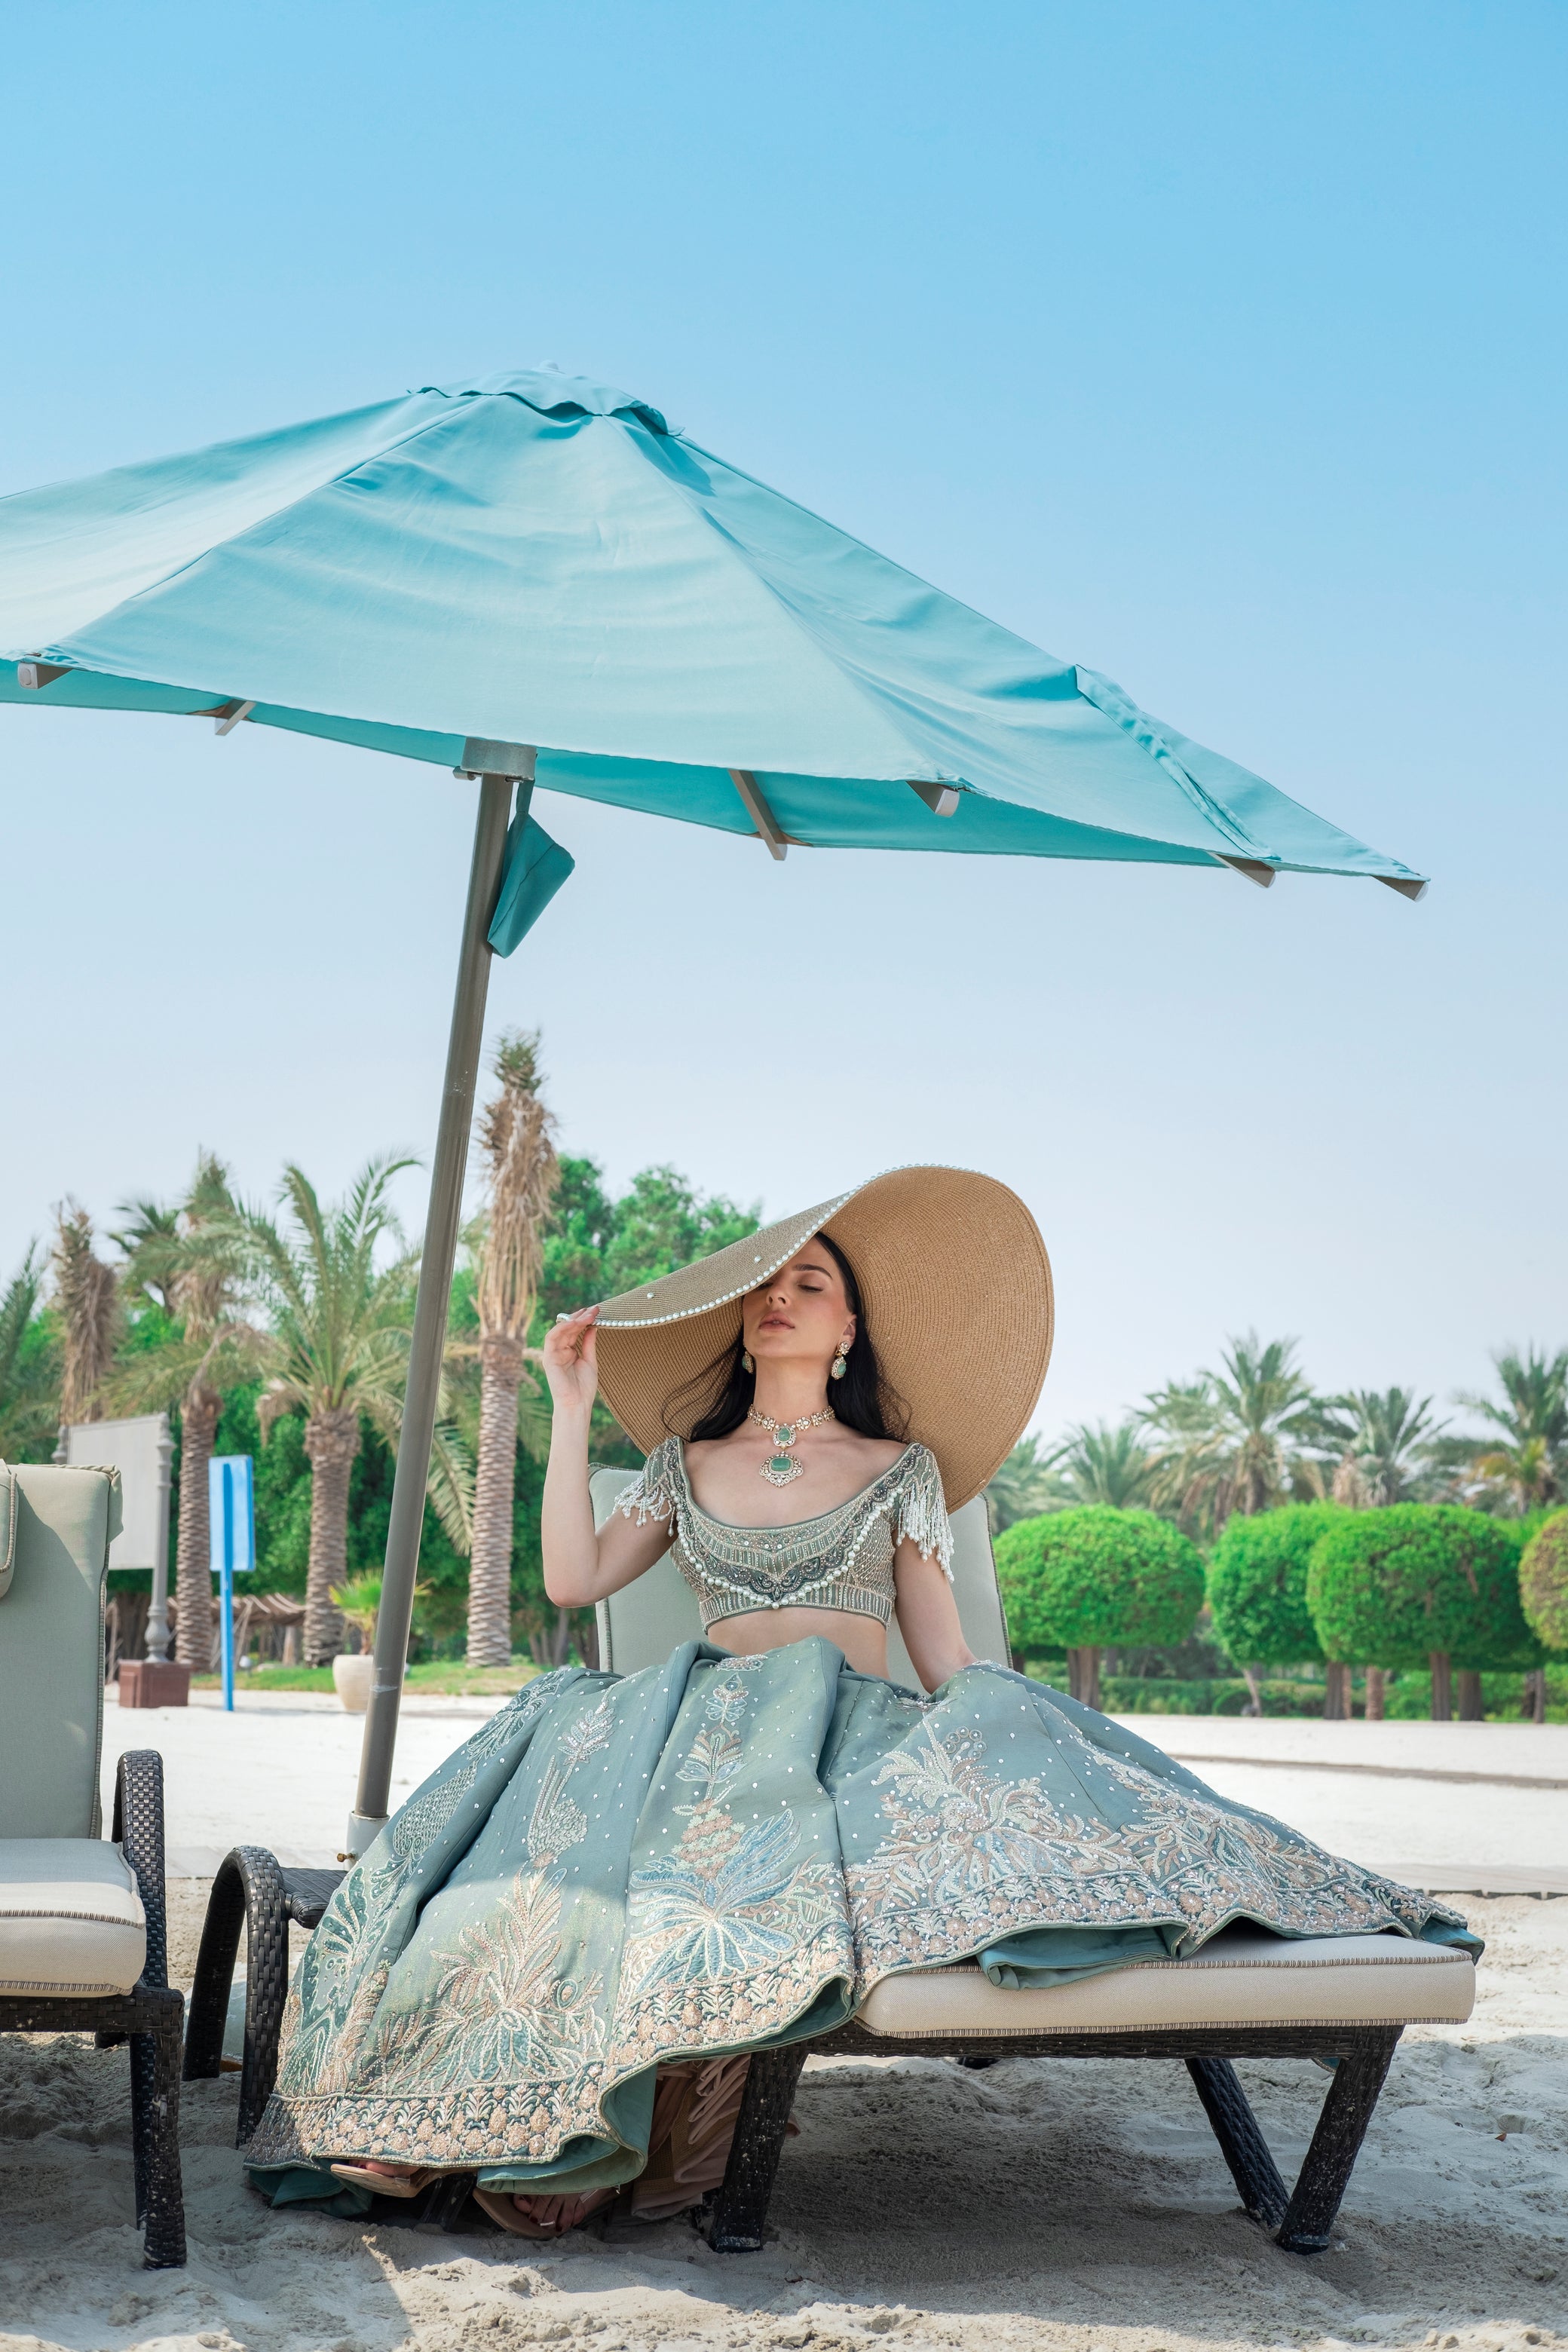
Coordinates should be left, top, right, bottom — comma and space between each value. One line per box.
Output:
740, 1245, 856, 1377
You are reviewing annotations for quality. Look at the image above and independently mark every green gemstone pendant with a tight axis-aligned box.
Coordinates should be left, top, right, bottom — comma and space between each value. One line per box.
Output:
748, 1400, 832, 1484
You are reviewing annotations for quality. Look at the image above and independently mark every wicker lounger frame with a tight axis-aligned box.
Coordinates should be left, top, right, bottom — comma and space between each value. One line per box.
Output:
0, 1751, 187, 2269
191, 1846, 1405, 2258
709, 2017, 1402, 2256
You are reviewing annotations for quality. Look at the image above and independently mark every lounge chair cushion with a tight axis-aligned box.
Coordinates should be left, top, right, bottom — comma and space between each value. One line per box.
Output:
856, 1925, 1475, 2036
0, 1465, 121, 1839
0, 1839, 147, 1996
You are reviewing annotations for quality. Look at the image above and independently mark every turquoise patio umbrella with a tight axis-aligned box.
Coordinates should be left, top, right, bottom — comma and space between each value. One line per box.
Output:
0, 368, 1427, 1848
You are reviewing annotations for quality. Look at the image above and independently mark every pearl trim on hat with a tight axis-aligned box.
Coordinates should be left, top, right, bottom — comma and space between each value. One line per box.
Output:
592, 1188, 859, 1328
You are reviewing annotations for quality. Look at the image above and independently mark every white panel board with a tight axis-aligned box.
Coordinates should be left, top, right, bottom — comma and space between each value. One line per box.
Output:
63, 1413, 170, 1573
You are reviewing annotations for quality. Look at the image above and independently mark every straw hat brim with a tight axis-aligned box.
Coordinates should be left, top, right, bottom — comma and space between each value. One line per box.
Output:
592, 1165, 1052, 1511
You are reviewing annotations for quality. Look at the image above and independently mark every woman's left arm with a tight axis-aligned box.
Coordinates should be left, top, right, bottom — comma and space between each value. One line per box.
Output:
893, 1539, 975, 1691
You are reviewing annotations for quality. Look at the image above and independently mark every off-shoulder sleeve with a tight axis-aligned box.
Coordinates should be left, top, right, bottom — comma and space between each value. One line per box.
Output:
892, 1445, 954, 1580
611, 1435, 680, 1528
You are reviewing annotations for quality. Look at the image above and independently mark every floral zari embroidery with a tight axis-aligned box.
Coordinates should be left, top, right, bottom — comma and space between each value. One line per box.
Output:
249, 1655, 1468, 2177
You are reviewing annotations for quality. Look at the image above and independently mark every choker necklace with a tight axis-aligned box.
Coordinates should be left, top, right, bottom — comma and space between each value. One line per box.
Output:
747, 1404, 835, 1487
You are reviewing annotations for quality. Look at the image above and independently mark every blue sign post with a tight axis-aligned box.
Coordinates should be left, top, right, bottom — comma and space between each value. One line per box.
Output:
208, 1455, 255, 1713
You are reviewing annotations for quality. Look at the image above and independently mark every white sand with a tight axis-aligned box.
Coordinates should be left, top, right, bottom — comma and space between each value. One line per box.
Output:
0, 1698, 1554, 2352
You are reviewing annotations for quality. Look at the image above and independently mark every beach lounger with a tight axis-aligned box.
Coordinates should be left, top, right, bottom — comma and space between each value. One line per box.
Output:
0, 1462, 186, 2268
590, 1471, 1476, 2258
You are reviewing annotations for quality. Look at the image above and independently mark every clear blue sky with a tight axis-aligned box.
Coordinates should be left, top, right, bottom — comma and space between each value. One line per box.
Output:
2, 0, 1563, 1438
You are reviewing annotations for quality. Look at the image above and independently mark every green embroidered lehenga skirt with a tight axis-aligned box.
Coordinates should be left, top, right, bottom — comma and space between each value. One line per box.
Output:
247, 1640, 1476, 2210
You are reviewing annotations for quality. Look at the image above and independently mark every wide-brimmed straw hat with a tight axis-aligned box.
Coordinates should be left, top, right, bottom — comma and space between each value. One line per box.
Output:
592, 1165, 1052, 1511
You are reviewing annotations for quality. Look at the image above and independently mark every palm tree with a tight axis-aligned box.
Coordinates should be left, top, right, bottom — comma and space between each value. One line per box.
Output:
1046, 1419, 1159, 1510
235, 1156, 473, 1665
1318, 1386, 1449, 1508
1455, 1346, 1568, 1513
0, 1245, 61, 1460
1309, 1385, 1453, 1717
109, 1196, 181, 1312
465, 1032, 559, 1667
52, 1202, 121, 1424
1141, 1334, 1320, 1533
104, 1156, 266, 1668
985, 1433, 1059, 1533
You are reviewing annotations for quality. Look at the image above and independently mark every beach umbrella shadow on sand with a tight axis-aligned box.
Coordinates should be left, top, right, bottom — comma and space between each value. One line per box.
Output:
0, 367, 1427, 1850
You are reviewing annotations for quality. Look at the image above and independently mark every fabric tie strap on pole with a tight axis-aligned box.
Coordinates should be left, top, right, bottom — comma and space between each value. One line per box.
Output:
488, 812, 576, 954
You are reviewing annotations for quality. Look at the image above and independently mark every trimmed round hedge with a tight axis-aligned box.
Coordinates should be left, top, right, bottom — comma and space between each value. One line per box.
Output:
1206, 1503, 1340, 1668
1520, 1510, 1568, 1652
1306, 1504, 1535, 1669
995, 1505, 1205, 1655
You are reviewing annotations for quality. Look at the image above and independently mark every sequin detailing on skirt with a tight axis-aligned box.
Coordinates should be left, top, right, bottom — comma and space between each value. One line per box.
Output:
245, 1641, 1476, 2206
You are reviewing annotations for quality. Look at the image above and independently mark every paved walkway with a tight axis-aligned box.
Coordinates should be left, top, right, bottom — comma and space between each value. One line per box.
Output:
104, 1685, 501, 1870
103, 1686, 1568, 1884
1129, 1711, 1568, 1780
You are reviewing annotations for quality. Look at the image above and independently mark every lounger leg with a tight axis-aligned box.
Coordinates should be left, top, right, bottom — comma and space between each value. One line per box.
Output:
707, 2047, 807, 2253
425, 2170, 479, 2231
1186, 2057, 1289, 2230
136, 1988, 188, 2270
183, 1851, 249, 2083
1276, 2032, 1400, 2255
129, 2030, 155, 2222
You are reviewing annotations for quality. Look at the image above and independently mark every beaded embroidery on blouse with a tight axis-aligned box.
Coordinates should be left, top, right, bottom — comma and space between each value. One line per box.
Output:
613, 1437, 953, 1630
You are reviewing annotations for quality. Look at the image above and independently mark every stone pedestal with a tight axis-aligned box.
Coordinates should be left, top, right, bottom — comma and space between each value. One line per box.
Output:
117, 1659, 192, 1709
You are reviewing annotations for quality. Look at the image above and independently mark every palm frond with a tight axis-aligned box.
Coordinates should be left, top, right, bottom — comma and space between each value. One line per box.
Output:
426, 1420, 476, 1554
0, 1244, 60, 1460
0, 1244, 42, 1387
516, 1370, 553, 1465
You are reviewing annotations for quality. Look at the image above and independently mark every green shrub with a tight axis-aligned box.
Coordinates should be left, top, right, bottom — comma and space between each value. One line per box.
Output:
996, 1506, 1205, 1707
1307, 1505, 1535, 1711
1206, 1504, 1340, 1668
1098, 1674, 1329, 1717
1521, 1511, 1568, 1652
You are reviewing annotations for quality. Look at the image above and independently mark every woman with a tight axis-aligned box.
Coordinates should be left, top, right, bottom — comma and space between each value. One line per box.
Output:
247, 1166, 1474, 2231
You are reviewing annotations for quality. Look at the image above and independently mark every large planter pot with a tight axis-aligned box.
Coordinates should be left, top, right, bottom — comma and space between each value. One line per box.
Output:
332, 1652, 375, 1713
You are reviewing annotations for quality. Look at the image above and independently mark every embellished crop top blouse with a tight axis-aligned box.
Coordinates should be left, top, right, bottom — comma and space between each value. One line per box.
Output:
612, 1436, 953, 1631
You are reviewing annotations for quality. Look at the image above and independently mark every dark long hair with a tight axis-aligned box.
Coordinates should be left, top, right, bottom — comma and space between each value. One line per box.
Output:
669, 1231, 909, 1444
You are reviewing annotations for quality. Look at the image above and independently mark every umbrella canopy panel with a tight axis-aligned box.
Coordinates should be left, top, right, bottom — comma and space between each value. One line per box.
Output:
0, 369, 1422, 887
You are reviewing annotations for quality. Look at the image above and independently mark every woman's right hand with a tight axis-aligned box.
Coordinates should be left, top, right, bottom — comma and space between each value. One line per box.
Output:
543, 1304, 599, 1417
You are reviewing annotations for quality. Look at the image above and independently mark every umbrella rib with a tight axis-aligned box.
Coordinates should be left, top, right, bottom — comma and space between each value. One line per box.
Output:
728, 770, 789, 861
1220, 856, 1276, 889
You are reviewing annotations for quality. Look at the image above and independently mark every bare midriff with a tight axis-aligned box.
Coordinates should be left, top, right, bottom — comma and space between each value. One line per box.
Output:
707, 1606, 889, 1677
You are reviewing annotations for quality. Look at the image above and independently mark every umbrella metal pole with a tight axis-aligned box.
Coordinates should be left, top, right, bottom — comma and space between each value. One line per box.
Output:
346, 764, 526, 1857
